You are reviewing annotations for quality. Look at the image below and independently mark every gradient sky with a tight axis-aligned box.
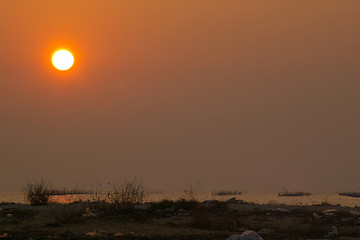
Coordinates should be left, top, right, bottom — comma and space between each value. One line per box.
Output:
1, 1, 359, 192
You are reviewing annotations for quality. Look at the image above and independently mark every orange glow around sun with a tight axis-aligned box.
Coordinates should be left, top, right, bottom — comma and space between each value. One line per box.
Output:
52, 50, 74, 71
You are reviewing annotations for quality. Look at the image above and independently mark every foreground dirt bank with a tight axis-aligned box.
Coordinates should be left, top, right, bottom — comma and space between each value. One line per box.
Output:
1, 199, 360, 240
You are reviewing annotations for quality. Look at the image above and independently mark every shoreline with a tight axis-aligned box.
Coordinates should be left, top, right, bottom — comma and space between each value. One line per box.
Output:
1, 198, 360, 239
2, 191, 360, 207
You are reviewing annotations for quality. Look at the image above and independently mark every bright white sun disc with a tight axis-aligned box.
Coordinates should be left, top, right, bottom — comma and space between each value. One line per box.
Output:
52, 50, 74, 71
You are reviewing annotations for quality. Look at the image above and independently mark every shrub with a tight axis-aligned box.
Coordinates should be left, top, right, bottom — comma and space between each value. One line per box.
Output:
184, 183, 197, 200
110, 178, 147, 208
278, 191, 312, 197
24, 179, 52, 205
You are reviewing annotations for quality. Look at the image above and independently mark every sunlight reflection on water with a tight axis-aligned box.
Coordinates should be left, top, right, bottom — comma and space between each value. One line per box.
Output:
1, 191, 360, 207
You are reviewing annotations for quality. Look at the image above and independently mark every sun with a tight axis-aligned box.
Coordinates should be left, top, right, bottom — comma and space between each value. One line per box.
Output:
52, 50, 74, 71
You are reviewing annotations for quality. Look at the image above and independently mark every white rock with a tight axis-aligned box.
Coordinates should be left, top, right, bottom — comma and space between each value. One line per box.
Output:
323, 225, 338, 238
227, 230, 264, 240
323, 209, 337, 214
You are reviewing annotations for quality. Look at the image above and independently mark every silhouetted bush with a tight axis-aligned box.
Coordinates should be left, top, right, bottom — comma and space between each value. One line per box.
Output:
110, 178, 147, 208
24, 179, 52, 205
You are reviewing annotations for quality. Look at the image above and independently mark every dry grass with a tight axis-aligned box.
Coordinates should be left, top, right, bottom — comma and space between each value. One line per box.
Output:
23, 179, 52, 205
109, 178, 147, 208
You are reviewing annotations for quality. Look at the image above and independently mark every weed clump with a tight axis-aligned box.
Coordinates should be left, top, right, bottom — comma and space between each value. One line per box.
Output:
24, 179, 52, 205
110, 178, 147, 208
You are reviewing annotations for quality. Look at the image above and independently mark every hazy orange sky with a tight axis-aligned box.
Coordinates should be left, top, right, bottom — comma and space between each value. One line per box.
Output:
1, 1, 359, 192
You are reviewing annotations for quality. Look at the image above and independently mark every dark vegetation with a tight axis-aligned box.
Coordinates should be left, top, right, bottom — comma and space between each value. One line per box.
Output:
109, 178, 146, 207
2, 195, 360, 240
278, 191, 312, 197
23, 179, 52, 205
338, 192, 360, 198
50, 188, 93, 195
0, 179, 358, 239
212, 190, 242, 196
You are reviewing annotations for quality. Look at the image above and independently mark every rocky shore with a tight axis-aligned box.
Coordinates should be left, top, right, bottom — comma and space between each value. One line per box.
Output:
1, 198, 360, 240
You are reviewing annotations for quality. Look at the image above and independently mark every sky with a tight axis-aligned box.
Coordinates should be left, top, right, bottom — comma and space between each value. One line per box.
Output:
0, 1, 359, 192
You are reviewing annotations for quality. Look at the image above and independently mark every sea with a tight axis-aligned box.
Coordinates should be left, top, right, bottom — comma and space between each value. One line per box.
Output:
1, 191, 360, 207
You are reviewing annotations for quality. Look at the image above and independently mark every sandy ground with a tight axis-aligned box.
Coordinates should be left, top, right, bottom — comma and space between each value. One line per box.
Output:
1, 199, 360, 240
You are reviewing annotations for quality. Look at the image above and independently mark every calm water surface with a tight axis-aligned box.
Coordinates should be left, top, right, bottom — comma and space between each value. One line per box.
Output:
1, 191, 360, 207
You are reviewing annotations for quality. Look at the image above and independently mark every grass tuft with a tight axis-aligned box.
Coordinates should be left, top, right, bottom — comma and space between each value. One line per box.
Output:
109, 177, 147, 208
24, 178, 52, 205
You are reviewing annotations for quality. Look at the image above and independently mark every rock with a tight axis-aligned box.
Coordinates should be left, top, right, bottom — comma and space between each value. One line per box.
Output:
86, 230, 101, 237
312, 213, 321, 221
323, 225, 338, 239
323, 209, 337, 214
203, 200, 215, 204
0, 233, 9, 238
227, 197, 238, 203
227, 230, 264, 240
82, 208, 96, 217
273, 208, 290, 213
114, 233, 123, 237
